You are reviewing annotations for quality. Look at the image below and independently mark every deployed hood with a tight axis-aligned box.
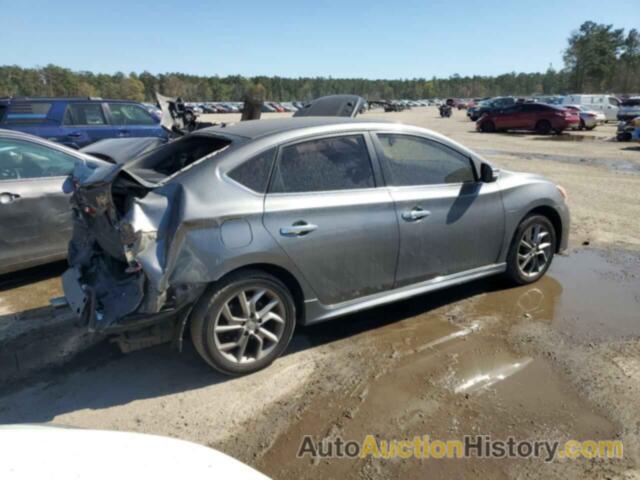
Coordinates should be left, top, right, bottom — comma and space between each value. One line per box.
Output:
293, 94, 366, 118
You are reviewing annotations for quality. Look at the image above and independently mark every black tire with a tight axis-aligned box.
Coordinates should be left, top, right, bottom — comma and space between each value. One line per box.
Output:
579, 119, 585, 130
190, 270, 296, 375
505, 215, 556, 285
480, 120, 495, 133
585, 125, 596, 131
535, 120, 552, 135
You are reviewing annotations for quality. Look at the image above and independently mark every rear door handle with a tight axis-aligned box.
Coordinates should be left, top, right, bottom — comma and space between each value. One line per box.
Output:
67, 132, 82, 138
280, 222, 318, 237
0, 192, 21, 204
402, 207, 431, 221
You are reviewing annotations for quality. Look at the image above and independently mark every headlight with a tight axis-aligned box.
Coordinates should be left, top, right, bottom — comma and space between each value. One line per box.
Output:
556, 185, 568, 201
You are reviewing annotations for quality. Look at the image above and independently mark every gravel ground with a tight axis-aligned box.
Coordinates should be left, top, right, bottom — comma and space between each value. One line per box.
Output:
0, 107, 639, 479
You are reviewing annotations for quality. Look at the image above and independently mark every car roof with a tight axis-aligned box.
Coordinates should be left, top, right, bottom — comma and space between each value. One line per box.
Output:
196, 117, 396, 140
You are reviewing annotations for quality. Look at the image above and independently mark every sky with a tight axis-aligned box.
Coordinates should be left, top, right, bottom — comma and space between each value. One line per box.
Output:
1, 0, 638, 79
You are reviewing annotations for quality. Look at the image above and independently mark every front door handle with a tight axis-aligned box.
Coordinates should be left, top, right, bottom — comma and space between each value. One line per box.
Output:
280, 221, 318, 237
67, 132, 82, 138
402, 207, 431, 221
0, 192, 21, 204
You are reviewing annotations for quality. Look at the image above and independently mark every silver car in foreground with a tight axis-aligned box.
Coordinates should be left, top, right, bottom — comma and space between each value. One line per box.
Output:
63, 117, 569, 375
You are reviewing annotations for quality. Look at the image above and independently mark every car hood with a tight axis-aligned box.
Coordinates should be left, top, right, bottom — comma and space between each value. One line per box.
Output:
0, 425, 269, 479
293, 94, 366, 118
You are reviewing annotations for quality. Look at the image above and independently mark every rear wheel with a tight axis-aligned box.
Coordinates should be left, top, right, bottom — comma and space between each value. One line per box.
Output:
579, 119, 585, 130
535, 120, 552, 135
190, 270, 296, 375
505, 215, 556, 285
480, 120, 495, 133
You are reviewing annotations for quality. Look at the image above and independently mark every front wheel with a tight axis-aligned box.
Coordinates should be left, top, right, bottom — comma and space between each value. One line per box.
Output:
480, 120, 495, 133
505, 215, 556, 285
190, 271, 296, 375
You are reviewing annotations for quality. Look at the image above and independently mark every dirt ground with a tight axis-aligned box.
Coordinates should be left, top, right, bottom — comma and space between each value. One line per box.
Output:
1, 107, 639, 479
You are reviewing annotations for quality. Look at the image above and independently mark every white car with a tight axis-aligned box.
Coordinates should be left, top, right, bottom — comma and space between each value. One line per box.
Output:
0, 425, 269, 480
563, 104, 606, 130
562, 94, 620, 121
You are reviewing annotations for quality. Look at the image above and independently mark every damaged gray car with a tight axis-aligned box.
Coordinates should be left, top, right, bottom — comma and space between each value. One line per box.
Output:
63, 117, 569, 375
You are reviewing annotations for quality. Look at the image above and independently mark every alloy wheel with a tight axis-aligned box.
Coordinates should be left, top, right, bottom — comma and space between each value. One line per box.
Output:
517, 223, 553, 278
212, 287, 286, 364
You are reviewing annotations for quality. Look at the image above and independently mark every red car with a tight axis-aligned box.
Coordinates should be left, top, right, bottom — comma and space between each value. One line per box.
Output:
476, 103, 580, 134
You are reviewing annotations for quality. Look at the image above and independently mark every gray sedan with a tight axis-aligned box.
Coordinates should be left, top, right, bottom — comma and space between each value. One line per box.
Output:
0, 129, 105, 275
63, 117, 569, 375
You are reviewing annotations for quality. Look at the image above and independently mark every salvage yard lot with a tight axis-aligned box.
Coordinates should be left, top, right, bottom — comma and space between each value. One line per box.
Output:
1, 107, 639, 479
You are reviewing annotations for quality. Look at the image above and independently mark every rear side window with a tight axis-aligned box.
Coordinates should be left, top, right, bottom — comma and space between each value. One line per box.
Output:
63, 104, 106, 125
4, 103, 52, 124
269, 135, 375, 193
377, 134, 475, 186
108, 103, 156, 125
228, 148, 276, 193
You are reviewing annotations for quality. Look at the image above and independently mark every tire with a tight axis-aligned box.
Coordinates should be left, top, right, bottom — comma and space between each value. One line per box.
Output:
579, 119, 585, 131
535, 120, 552, 135
190, 270, 296, 375
554, 129, 564, 135
505, 215, 556, 285
480, 120, 495, 133
585, 125, 596, 131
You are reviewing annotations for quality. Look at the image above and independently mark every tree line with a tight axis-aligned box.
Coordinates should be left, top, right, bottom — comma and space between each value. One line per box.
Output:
1, 22, 638, 102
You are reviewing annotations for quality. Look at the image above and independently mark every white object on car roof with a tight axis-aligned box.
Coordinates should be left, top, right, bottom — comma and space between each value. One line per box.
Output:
0, 425, 270, 480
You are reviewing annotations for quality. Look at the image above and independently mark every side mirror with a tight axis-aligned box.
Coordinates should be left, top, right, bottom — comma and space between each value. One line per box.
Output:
480, 163, 498, 182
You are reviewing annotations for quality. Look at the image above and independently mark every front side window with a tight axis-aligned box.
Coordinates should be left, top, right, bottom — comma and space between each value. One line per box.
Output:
0, 138, 76, 180
63, 104, 107, 125
270, 135, 375, 193
108, 103, 156, 125
376, 134, 475, 186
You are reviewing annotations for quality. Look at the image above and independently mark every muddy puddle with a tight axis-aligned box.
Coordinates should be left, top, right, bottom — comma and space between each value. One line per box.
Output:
533, 133, 610, 142
476, 147, 640, 174
258, 248, 637, 478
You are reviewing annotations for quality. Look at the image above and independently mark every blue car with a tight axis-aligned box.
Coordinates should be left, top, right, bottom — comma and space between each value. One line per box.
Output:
0, 97, 167, 148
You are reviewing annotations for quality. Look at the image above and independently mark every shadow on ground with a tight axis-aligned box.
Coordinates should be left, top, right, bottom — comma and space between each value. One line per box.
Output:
0, 275, 513, 425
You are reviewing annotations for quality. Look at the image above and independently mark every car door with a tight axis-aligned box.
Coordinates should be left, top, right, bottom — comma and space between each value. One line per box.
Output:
604, 96, 619, 121
106, 102, 164, 139
373, 133, 504, 287
263, 133, 399, 305
58, 103, 116, 147
518, 104, 543, 129
494, 105, 523, 130
0, 137, 77, 272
